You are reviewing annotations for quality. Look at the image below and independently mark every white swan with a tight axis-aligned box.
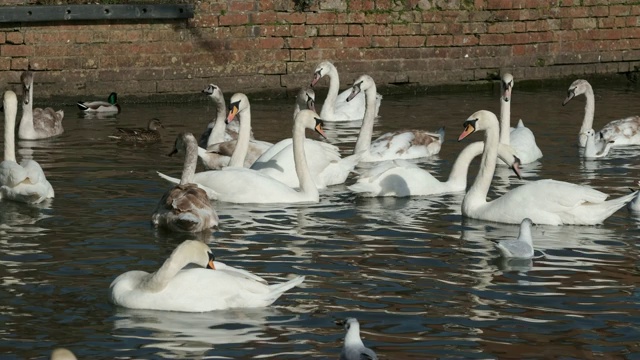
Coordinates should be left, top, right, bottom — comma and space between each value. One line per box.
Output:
197, 92, 272, 170
18, 71, 64, 140
109, 240, 305, 312
338, 318, 378, 360
583, 129, 613, 159
250, 88, 359, 189
348, 141, 521, 197
198, 84, 243, 148
293, 86, 316, 118
152, 133, 219, 233
50, 348, 77, 360
458, 110, 637, 225
563, 79, 640, 147
499, 73, 543, 164
495, 218, 535, 259
157, 108, 325, 204
0, 90, 54, 204
348, 74, 444, 162
310, 61, 382, 121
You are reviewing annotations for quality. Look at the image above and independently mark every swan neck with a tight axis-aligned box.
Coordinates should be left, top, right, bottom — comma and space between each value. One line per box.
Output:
292, 122, 318, 198
345, 326, 364, 347
319, 67, 339, 119
580, 85, 595, 136
3, 102, 17, 162
518, 225, 533, 244
228, 107, 251, 167
180, 136, 198, 185
465, 120, 499, 207
141, 245, 194, 292
499, 98, 510, 145
207, 96, 227, 145
20, 86, 34, 127
353, 86, 377, 154
446, 141, 484, 187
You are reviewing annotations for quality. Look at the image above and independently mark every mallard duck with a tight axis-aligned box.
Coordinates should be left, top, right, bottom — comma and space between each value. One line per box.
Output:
77, 92, 120, 113
18, 71, 64, 140
109, 118, 163, 143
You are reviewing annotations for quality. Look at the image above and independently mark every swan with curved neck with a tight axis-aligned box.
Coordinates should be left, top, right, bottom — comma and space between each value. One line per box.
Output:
583, 129, 613, 159
310, 61, 382, 122
157, 101, 325, 204
109, 240, 305, 312
197, 90, 272, 170
563, 79, 640, 147
0, 90, 54, 204
458, 110, 637, 225
18, 71, 64, 140
348, 74, 444, 162
498, 73, 543, 164
348, 141, 521, 197
152, 132, 219, 233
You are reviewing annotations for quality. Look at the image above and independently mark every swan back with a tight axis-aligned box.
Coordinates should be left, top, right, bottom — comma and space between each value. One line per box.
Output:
496, 218, 535, 258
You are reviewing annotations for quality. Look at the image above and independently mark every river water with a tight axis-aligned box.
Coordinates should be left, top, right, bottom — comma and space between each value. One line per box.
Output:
1, 78, 639, 359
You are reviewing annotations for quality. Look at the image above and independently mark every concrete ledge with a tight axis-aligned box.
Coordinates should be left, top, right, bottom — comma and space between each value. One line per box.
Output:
0, 4, 194, 23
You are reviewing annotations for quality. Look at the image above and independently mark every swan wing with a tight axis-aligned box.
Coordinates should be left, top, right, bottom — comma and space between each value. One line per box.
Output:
599, 116, 640, 145
152, 184, 218, 232
365, 129, 443, 162
509, 123, 543, 164
349, 159, 446, 197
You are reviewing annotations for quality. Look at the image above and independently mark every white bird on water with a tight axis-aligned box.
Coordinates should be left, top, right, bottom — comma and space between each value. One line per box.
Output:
337, 318, 378, 360
495, 218, 535, 259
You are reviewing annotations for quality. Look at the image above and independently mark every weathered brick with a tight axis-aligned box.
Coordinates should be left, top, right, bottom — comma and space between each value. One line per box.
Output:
399, 35, 426, 47
229, 1, 255, 12
10, 57, 28, 70
219, 13, 249, 26
1, 44, 34, 57
5, 32, 23, 45
344, 36, 370, 48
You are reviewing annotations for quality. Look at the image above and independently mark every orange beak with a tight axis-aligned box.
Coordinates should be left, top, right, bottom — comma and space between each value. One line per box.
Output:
458, 123, 475, 141
207, 259, 216, 270
226, 106, 239, 124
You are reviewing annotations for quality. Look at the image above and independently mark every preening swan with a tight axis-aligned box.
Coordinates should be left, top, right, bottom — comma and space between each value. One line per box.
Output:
310, 61, 382, 121
563, 79, 640, 147
348, 74, 444, 162
157, 108, 326, 204
495, 218, 535, 259
109, 118, 164, 143
77, 92, 120, 113
152, 133, 219, 233
348, 141, 521, 197
197, 92, 272, 170
18, 71, 64, 140
337, 318, 378, 360
458, 110, 637, 225
109, 240, 305, 312
583, 129, 613, 159
499, 73, 543, 164
0, 90, 54, 204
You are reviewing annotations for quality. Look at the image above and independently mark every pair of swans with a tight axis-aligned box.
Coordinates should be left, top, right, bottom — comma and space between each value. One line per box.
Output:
564, 79, 640, 148
0, 90, 54, 204
458, 110, 636, 225
197, 84, 272, 170
151, 132, 219, 233
310, 61, 382, 121
109, 240, 305, 312
158, 105, 326, 204
18, 71, 64, 140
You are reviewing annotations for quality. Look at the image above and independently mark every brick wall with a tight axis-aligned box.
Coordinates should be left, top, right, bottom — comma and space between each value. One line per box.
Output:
0, 0, 639, 101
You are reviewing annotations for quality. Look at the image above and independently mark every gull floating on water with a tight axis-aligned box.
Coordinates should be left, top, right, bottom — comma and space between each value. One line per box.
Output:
495, 218, 535, 259
337, 317, 378, 360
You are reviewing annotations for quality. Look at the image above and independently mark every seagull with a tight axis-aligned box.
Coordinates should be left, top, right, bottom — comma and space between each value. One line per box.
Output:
495, 218, 535, 259
337, 318, 378, 360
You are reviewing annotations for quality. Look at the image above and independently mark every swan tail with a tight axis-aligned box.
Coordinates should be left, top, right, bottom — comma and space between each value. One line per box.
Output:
268, 275, 305, 299
437, 126, 445, 143
517, 119, 525, 128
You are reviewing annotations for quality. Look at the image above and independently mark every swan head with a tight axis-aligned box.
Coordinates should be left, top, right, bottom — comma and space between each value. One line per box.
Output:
296, 87, 316, 113
296, 109, 327, 139
310, 60, 335, 87
148, 118, 164, 131
501, 73, 513, 103
458, 110, 498, 141
20, 71, 34, 105
107, 92, 118, 105
563, 79, 591, 106
168, 132, 197, 157
226, 93, 249, 124
202, 84, 219, 97
173, 240, 217, 270
336, 317, 360, 333
346, 75, 375, 102
518, 218, 534, 244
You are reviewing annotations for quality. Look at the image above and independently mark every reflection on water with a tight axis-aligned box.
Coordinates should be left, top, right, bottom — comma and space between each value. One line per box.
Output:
1, 82, 640, 358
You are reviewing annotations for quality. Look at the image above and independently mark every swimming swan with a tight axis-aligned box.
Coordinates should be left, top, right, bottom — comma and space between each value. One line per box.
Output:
0, 90, 54, 204
458, 110, 637, 225
109, 240, 305, 312
563, 79, 640, 147
18, 71, 64, 140
499, 73, 543, 164
311, 61, 382, 122
157, 107, 326, 204
348, 74, 444, 162
152, 132, 219, 233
